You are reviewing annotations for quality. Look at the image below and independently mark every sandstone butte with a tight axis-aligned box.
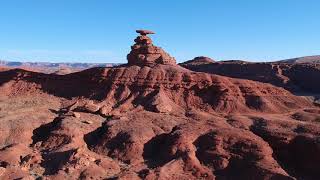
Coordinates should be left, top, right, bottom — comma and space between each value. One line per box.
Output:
0, 30, 319, 180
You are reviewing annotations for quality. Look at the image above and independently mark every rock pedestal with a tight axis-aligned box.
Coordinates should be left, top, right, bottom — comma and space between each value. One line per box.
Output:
127, 30, 176, 66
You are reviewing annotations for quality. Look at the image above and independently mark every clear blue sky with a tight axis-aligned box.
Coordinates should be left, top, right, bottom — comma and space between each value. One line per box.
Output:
0, 0, 319, 63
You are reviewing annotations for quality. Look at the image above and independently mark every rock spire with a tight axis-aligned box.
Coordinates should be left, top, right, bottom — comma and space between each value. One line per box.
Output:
127, 30, 176, 66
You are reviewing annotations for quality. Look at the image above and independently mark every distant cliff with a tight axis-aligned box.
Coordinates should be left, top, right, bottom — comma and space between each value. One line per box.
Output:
0, 60, 119, 74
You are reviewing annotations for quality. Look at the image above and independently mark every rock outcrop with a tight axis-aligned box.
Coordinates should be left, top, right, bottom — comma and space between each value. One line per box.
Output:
127, 30, 176, 66
180, 59, 320, 94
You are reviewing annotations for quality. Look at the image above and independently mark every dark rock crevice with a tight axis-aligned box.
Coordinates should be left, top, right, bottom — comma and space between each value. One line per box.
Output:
142, 132, 174, 168
249, 119, 320, 180
31, 117, 63, 147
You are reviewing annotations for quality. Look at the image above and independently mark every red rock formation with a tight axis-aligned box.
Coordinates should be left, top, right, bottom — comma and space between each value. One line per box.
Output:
127, 30, 176, 66
180, 59, 320, 94
0, 65, 312, 114
0, 33, 319, 180
0, 62, 319, 179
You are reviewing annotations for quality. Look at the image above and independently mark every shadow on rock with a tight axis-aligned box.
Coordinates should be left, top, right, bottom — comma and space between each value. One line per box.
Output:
31, 117, 62, 146
41, 149, 76, 175
142, 133, 173, 168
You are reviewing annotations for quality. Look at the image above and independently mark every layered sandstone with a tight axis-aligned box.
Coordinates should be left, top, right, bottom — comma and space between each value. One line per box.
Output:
127, 30, 176, 66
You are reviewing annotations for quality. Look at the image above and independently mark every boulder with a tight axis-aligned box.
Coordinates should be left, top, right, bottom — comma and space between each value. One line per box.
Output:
99, 105, 112, 116
0, 167, 5, 176
83, 102, 101, 113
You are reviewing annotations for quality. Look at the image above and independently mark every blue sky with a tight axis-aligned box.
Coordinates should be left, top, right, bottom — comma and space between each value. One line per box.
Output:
0, 0, 319, 63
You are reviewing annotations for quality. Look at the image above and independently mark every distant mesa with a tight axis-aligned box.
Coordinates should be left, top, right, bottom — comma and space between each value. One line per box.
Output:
127, 29, 176, 66
51, 67, 72, 75
276, 55, 320, 64
181, 56, 215, 66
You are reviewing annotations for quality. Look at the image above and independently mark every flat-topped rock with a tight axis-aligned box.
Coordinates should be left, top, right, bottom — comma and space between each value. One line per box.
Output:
136, 29, 155, 35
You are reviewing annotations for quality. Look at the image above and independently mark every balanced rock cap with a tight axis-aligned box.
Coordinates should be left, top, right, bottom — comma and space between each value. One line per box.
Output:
127, 30, 176, 66
136, 29, 155, 36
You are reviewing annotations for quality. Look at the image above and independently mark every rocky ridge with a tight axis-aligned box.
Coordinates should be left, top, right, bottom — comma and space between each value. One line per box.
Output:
180, 56, 320, 94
